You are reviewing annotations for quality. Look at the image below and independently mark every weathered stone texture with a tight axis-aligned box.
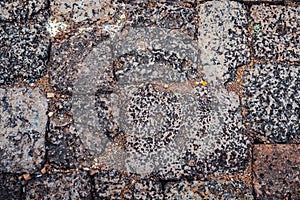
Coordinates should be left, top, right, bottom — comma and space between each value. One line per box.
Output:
0, 0, 49, 22
0, 88, 47, 173
253, 145, 300, 199
0, 13, 50, 85
242, 62, 299, 143
165, 180, 254, 199
0, 173, 21, 200
198, 1, 250, 85
25, 171, 92, 199
94, 169, 163, 200
250, 5, 300, 62
68, 27, 251, 180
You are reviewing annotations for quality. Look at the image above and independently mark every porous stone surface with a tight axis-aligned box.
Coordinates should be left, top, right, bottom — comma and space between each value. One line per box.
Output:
0, 13, 50, 85
47, 97, 93, 170
242, 62, 300, 143
70, 26, 199, 157
0, 88, 48, 173
70, 27, 251, 179
125, 1, 195, 37
111, 84, 250, 179
0, 0, 49, 22
250, 5, 300, 62
113, 28, 199, 84
1, 0, 299, 199
132, 179, 164, 200
253, 145, 300, 199
94, 169, 131, 200
198, 1, 250, 85
50, 0, 107, 24
94, 169, 163, 200
49, 0, 195, 38
50, 0, 125, 26
164, 180, 254, 199
238, 0, 283, 2
48, 29, 115, 169
0, 173, 21, 200
49, 28, 110, 95
25, 171, 92, 199
47, 0, 131, 38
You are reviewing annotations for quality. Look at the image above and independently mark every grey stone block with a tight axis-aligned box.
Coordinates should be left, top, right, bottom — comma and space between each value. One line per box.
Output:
0, 0, 49, 22
242, 62, 300, 142
0, 88, 47, 173
0, 173, 21, 200
94, 169, 163, 200
25, 171, 92, 199
250, 5, 300, 62
0, 13, 50, 85
198, 0, 250, 85
165, 180, 254, 199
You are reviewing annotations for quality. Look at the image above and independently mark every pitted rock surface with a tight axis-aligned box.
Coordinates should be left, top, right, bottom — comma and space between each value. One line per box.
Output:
71, 27, 200, 159
70, 27, 251, 179
94, 169, 163, 200
50, 0, 106, 24
46, 95, 96, 170
0, 13, 50, 85
253, 145, 300, 199
0, 0, 49, 22
113, 28, 199, 84
1, 0, 298, 198
112, 84, 250, 179
125, 1, 195, 37
25, 171, 92, 199
165, 180, 254, 199
0, 173, 21, 200
0, 88, 47, 173
49, 0, 195, 38
50, 29, 110, 95
114, 50, 198, 85
242, 62, 300, 143
250, 5, 300, 62
198, 1, 250, 85
239, 0, 283, 2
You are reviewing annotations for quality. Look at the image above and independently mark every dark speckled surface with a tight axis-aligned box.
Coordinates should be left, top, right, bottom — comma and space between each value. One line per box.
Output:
253, 145, 300, 199
0, 0, 299, 199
